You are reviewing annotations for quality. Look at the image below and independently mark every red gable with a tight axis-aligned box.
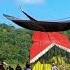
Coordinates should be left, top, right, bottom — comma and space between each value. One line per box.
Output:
30, 32, 70, 63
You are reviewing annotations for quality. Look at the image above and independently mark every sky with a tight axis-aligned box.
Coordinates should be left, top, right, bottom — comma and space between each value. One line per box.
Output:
0, 0, 70, 28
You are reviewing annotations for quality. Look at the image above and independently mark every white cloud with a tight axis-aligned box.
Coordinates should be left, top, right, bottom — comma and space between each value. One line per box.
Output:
20, 0, 45, 4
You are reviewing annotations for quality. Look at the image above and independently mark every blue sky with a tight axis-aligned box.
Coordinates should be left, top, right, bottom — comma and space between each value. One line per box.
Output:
0, 0, 70, 28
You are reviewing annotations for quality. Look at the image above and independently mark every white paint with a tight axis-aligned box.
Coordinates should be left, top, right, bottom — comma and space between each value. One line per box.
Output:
30, 43, 70, 63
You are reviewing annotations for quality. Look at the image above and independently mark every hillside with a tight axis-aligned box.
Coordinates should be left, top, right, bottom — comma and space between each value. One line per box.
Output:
0, 23, 70, 65
0, 24, 32, 64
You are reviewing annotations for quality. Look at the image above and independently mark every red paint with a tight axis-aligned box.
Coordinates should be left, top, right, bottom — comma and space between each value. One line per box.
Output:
30, 32, 70, 63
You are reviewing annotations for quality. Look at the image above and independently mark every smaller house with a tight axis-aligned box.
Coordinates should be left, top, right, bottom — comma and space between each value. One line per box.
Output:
30, 32, 70, 70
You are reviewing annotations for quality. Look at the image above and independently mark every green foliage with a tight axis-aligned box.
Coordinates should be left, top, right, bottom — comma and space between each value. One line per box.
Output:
63, 30, 70, 35
63, 30, 70, 39
0, 24, 32, 64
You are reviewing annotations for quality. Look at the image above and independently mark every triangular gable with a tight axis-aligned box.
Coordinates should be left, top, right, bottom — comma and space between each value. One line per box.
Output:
30, 32, 70, 63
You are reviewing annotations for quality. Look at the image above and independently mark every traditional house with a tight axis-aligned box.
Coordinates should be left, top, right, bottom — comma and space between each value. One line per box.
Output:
30, 32, 70, 70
